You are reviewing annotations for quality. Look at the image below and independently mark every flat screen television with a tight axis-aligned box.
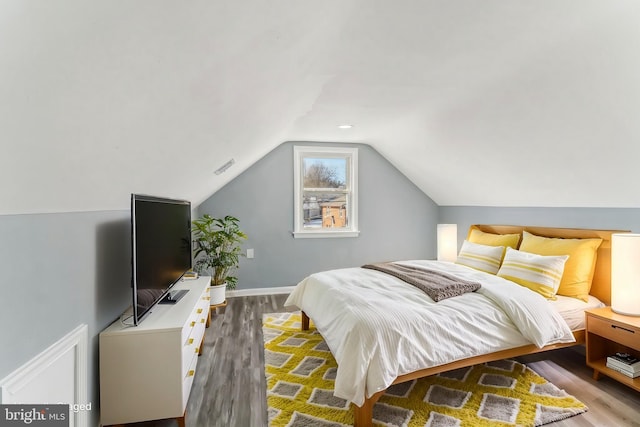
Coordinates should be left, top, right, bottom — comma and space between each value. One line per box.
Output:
131, 194, 192, 325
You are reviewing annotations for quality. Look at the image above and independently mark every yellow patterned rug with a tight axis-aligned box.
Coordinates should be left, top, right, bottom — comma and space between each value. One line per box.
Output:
263, 312, 587, 427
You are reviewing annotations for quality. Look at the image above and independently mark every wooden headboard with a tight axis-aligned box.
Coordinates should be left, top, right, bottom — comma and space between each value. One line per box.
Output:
469, 224, 629, 306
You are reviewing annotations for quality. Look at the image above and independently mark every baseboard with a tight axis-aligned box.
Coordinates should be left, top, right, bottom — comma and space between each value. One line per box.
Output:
226, 286, 295, 298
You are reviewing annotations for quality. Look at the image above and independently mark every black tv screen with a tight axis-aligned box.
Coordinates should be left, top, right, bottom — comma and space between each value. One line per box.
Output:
131, 194, 192, 325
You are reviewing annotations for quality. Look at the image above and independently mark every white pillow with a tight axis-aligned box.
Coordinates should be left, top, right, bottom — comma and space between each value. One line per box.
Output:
455, 240, 504, 274
497, 247, 569, 299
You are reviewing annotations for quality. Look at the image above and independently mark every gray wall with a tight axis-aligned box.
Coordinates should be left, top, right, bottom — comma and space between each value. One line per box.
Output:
197, 142, 440, 288
439, 206, 640, 249
0, 210, 132, 427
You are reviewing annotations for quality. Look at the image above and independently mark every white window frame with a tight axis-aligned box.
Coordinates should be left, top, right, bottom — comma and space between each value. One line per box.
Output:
293, 146, 359, 238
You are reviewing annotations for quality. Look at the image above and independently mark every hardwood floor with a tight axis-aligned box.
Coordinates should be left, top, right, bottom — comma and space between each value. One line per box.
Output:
125, 295, 640, 427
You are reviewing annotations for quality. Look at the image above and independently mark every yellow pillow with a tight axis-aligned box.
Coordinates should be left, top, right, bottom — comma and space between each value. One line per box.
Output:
468, 229, 521, 249
497, 248, 569, 299
519, 231, 603, 302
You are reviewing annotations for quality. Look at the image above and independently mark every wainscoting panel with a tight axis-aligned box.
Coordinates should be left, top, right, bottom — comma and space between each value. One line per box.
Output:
0, 324, 88, 427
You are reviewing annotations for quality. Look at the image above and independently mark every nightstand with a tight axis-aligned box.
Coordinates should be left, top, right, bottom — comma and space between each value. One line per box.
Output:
585, 306, 640, 392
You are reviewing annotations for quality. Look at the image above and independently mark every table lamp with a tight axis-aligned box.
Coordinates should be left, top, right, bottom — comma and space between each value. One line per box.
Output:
611, 233, 640, 316
437, 224, 458, 262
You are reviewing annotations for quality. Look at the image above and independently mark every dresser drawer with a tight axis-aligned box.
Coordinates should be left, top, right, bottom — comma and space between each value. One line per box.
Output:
181, 298, 207, 343
181, 335, 200, 376
194, 298, 209, 323
180, 293, 210, 377
588, 315, 640, 351
182, 354, 198, 408
182, 324, 206, 371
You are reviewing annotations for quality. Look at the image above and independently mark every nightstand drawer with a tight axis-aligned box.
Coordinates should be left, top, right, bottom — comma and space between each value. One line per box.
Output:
589, 316, 640, 351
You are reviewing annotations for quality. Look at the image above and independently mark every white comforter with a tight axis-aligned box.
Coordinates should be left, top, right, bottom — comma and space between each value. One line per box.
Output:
284, 260, 575, 407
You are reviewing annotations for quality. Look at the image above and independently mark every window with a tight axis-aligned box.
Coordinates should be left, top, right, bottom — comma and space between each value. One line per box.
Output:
293, 146, 359, 238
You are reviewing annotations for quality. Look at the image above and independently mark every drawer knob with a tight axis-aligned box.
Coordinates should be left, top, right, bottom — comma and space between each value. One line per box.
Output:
200, 318, 206, 323
188, 338, 194, 345
197, 309, 203, 314
188, 370, 195, 377
191, 321, 196, 327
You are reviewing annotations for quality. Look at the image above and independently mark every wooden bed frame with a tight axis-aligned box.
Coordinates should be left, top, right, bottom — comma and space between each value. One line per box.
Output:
300, 225, 627, 427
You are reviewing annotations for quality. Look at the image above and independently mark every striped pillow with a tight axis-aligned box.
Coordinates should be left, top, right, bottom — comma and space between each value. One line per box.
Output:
497, 247, 569, 299
519, 231, 602, 302
455, 240, 504, 274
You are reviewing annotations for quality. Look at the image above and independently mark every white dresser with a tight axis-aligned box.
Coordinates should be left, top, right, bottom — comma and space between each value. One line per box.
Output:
99, 276, 211, 426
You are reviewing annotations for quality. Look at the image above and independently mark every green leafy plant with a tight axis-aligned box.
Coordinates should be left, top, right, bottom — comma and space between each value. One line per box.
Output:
192, 214, 248, 289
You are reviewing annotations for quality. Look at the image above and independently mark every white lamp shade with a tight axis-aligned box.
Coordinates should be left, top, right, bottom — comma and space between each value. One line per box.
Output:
611, 233, 640, 316
437, 224, 458, 262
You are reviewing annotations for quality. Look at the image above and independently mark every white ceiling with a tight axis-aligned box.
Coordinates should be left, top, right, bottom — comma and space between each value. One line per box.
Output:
2, 1, 640, 215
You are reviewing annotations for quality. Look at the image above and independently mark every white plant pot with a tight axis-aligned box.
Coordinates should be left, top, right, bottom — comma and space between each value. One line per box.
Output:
209, 283, 226, 305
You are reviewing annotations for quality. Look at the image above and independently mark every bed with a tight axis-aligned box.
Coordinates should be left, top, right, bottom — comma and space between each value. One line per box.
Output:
284, 225, 625, 427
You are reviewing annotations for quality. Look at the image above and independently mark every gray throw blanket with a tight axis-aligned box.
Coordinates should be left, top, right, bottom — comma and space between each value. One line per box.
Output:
362, 262, 481, 301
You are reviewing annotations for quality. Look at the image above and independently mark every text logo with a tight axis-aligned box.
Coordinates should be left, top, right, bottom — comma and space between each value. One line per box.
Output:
0, 405, 68, 427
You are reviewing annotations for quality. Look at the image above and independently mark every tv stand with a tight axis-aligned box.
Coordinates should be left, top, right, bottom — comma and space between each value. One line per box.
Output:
99, 276, 211, 426
159, 289, 189, 304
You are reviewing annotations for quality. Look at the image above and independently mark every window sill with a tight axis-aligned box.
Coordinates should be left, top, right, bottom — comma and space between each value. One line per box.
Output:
292, 230, 360, 239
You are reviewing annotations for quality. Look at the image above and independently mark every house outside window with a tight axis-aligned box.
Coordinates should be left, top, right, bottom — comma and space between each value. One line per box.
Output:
293, 146, 359, 238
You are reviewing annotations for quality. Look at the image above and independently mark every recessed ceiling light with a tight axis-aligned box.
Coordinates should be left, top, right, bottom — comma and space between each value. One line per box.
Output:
337, 124, 353, 129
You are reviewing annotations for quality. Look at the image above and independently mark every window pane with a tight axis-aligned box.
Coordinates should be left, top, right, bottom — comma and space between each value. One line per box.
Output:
302, 192, 349, 229
303, 158, 347, 189
293, 146, 358, 237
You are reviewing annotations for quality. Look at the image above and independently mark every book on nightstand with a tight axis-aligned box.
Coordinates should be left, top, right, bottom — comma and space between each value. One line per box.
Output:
610, 352, 639, 364
606, 361, 640, 378
606, 352, 640, 377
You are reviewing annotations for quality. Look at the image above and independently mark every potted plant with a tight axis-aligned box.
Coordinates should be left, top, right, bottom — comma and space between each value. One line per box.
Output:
192, 214, 248, 304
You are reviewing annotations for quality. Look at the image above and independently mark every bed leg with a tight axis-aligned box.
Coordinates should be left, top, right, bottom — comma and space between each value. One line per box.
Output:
353, 401, 373, 427
353, 391, 384, 427
301, 311, 310, 330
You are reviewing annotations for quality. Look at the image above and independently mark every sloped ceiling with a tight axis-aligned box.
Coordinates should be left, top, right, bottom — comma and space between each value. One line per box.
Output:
2, 1, 640, 215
